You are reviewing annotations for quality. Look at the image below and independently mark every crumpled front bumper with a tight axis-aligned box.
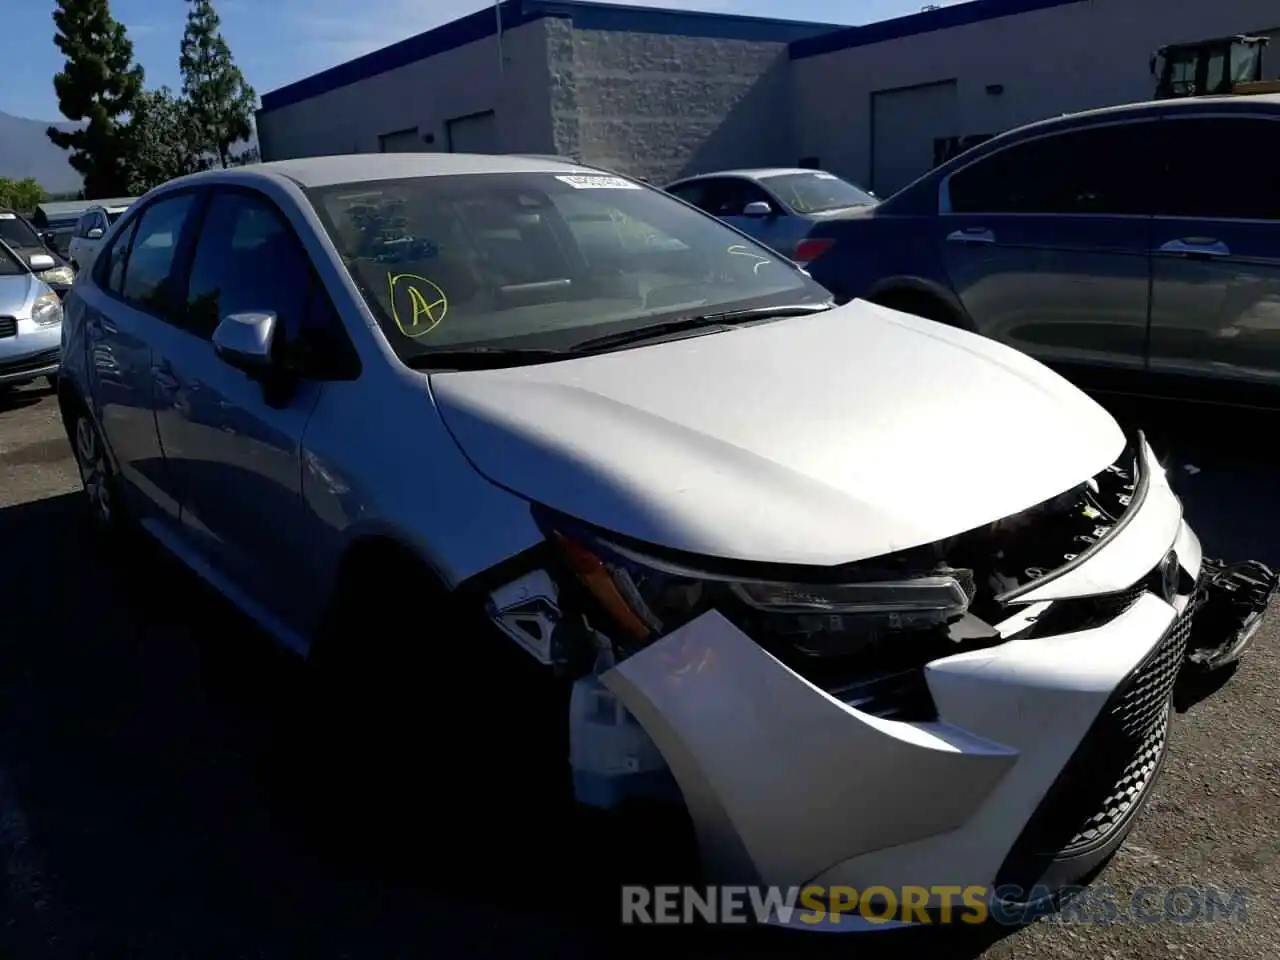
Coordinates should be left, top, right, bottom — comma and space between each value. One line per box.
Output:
592, 440, 1269, 924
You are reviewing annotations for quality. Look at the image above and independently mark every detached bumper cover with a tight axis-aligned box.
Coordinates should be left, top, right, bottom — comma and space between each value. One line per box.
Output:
593, 440, 1273, 923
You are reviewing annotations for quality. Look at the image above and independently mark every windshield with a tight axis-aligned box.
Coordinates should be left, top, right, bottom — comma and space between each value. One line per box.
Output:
0, 243, 26, 277
0, 212, 44, 251
762, 172, 877, 214
306, 172, 828, 360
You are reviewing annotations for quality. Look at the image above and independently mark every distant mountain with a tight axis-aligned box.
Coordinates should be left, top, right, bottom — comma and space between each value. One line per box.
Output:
0, 110, 84, 195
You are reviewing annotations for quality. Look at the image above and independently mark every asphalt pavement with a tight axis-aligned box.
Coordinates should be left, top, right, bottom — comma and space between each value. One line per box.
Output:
1, 380, 1279, 959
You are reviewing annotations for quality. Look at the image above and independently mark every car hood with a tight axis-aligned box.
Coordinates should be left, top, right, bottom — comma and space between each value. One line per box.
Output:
430, 303, 1126, 567
0, 272, 40, 316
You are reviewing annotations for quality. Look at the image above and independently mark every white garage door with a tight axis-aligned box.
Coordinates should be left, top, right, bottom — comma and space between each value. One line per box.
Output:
379, 128, 421, 152
871, 80, 959, 197
447, 110, 499, 154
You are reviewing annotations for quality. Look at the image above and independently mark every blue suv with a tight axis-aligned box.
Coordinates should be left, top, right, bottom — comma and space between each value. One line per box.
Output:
802, 94, 1280, 404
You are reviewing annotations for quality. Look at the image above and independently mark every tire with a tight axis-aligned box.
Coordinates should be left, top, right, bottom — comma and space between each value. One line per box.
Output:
69, 404, 128, 537
45, 375, 58, 392
300, 546, 571, 868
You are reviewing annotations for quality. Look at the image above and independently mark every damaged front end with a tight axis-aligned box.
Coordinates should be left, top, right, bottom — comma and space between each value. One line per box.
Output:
485, 433, 1276, 814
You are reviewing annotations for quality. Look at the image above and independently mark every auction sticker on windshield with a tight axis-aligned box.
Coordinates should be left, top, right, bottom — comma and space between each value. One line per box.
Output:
555, 175, 641, 190
0, 213, 14, 219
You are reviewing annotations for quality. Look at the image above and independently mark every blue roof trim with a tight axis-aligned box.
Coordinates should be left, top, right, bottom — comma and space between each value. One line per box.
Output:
789, 0, 1086, 60
260, 0, 843, 114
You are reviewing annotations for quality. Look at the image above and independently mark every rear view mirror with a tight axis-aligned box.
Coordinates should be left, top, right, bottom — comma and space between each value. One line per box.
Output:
87, 228, 104, 240
28, 253, 56, 271
743, 201, 773, 218
213, 311, 277, 375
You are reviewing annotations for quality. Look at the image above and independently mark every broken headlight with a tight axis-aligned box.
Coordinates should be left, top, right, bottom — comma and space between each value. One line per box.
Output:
548, 525, 974, 659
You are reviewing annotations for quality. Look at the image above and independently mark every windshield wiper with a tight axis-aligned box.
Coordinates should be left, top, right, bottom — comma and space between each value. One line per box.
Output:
571, 303, 832, 352
404, 347, 575, 370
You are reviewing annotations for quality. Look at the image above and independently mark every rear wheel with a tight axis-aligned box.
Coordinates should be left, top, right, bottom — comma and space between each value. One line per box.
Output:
70, 406, 124, 533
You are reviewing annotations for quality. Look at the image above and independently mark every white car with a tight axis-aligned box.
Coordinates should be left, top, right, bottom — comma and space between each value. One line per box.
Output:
56, 156, 1274, 927
67, 201, 132, 271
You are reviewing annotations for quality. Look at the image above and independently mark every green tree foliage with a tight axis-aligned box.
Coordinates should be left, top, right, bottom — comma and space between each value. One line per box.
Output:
0, 178, 47, 213
125, 87, 209, 194
180, 0, 257, 168
47, 0, 144, 198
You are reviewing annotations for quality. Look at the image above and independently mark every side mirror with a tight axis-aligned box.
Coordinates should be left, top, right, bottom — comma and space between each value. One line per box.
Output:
87, 228, 104, 240
743, 201, 773, 218
213, 311, 277, 376
28, 253, 56, 271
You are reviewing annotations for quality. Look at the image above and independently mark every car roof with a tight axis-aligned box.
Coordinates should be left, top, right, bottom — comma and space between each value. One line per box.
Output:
995, 92, 1280, 142
669, 168, 830, 185
158, 153, 606, 191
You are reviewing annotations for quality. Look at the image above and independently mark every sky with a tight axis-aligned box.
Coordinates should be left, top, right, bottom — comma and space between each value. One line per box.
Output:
1, 0, 967, 121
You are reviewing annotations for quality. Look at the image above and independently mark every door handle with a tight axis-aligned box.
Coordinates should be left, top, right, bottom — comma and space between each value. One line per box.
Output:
947, 227, 996, 245
1157, 238, 1231, 258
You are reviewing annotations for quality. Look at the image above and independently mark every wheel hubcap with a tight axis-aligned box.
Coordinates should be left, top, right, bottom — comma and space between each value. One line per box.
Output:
74, 416, 111, 524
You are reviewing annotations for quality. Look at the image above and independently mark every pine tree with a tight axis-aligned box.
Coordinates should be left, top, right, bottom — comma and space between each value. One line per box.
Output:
47, 0, 145, 198
180, 0, 257, 168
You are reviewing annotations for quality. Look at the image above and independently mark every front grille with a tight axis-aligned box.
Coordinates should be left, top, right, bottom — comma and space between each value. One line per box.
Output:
0, 316, 16, 339
0, 348, 60, 377
995, 596, 1199, 894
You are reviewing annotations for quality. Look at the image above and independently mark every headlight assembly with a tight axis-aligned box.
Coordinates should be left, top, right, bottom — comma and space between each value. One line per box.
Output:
39, 265, 76, 287
30, 291, 63, 326
547, 524, 975, 659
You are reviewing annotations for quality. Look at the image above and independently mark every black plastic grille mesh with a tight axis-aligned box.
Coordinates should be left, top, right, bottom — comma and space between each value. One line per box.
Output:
0, 316, 16, 339
1061, 607, 1193, 851
996, 598, 1197, 888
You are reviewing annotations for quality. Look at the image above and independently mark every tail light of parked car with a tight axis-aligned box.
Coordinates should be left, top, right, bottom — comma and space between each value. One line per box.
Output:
793, 237, 835, 265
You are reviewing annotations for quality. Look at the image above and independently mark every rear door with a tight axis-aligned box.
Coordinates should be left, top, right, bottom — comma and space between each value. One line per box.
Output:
1147, 113, 1280, 387
938, 119, 1155, 370
80, 191, 201, 522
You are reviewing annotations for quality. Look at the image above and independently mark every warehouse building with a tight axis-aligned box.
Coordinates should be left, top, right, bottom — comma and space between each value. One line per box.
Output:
258, 0, 1280, 192
255, 1, 840, 183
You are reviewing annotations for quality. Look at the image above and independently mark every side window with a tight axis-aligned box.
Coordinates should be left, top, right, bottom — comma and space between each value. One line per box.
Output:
668, 182, 707, 209
737, 180, 775, 212
1158, 117, 1280, 221
121, 193, 197, 314
947, 122, 1153, 216
184, 190, 313, 342
687, 178, 739, 216
73, 215, 89, 239
99, 217, 140, 296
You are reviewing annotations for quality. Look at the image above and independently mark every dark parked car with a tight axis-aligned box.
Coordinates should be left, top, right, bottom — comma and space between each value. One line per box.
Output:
800, 94, 1280, 404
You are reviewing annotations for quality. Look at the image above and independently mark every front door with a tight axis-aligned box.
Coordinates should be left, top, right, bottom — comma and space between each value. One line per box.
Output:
1147, 113, 1280, 389
149, 187, 331, 632
938, 119, 1156, 372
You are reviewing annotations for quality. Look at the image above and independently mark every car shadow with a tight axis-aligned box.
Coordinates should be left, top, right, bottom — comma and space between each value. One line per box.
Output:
0, 385, 48, 414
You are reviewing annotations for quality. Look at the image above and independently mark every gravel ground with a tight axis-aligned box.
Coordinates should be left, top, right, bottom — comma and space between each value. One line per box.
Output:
0, 381, 1277, 959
